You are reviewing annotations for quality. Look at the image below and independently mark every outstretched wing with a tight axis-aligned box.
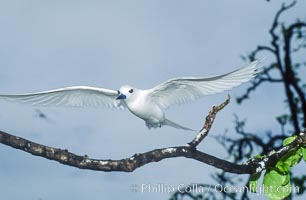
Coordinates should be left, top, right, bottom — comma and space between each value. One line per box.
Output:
147, 60, 261, 109
0, 86, 124, 109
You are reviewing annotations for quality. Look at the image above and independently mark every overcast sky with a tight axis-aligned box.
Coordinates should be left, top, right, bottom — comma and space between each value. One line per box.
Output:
0, 1, 305, 200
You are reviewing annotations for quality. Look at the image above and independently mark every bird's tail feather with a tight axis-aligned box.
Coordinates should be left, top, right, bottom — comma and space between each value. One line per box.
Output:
163, 119, 195, 131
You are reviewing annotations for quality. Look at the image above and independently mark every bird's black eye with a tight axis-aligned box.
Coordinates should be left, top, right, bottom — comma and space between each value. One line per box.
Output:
129, 89, 134, 93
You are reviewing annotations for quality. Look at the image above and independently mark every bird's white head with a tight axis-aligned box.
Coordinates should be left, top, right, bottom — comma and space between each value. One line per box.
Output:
116, 85, 135, 101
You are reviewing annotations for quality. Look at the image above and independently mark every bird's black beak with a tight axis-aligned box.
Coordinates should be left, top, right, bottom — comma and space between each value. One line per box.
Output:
116, 94, 126, 100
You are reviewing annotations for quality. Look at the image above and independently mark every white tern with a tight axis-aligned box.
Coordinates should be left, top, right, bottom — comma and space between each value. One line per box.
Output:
0, 61, 261, 131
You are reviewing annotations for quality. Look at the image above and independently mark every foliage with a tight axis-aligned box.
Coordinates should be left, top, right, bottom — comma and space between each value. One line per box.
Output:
249, 135, 306, 199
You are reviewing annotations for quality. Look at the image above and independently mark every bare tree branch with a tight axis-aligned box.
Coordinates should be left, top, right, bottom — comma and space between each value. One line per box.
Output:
269, 1, 296, 74
283, 21, 306, 129
238, 0, 306, 133
1, 96, 305, 174
188, 95, 230, 147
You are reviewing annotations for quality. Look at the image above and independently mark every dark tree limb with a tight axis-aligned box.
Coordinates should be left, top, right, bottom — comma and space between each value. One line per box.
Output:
0, 96, 305, 173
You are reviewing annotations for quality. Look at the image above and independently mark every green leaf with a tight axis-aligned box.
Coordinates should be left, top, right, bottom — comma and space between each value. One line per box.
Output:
283, 135, 297, 146
303, 147, 306, 161
249, 172, 261, 193
276, 150, 302, 172
263, 169, 291, 200
253, 154, 266, 159
276, 160, 290, 173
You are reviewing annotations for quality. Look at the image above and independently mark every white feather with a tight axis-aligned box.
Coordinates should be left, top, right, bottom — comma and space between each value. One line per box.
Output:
0, 86, 124, 109
147, 60, 261, 109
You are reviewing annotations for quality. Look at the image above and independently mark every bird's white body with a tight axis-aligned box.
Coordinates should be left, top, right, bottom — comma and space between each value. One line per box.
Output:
0, 61, 262, 131
126, 90, 165, 124
123, 88, 166, 128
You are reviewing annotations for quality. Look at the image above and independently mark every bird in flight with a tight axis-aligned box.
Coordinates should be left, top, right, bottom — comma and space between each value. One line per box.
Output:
0, 61, 261, 131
